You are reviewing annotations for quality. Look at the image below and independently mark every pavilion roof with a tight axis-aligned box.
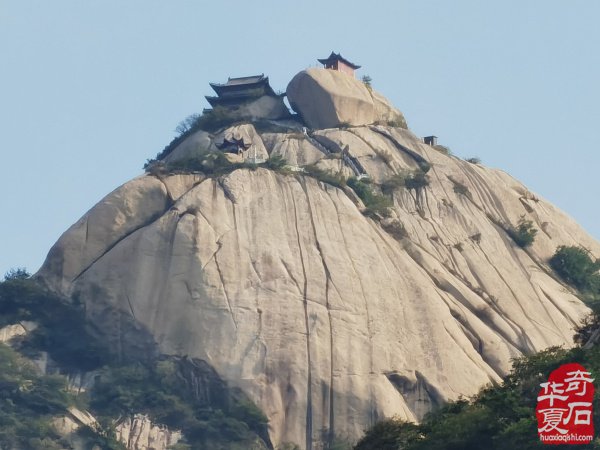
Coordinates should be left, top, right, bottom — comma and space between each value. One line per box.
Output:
209, 74, 276, 97
317, 52, 361, 70
216, 137, 251, 150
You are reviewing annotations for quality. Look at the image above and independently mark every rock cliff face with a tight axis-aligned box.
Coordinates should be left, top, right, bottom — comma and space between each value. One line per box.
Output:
37, 82, 599, 450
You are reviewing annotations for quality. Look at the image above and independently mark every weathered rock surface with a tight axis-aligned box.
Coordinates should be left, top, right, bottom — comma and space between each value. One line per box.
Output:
287, 68, 375, 128
262, 132, 326, 166
115, 414, 182, 450
0, 321, 36, 343
38, 118, 600, 449
371, 90, 407, 128
163, 129, 212, 163
165, 124, 270, 166
286, 68, 407, 130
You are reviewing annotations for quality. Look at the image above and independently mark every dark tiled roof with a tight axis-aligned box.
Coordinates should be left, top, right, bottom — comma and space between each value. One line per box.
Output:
211, 74, 266, 88
318, 52, 361, 70
209, 74, 276, 98
216, 137, 251, 150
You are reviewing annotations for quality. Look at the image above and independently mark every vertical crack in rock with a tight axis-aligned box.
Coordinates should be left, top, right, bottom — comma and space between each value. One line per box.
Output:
289, 183, 313, 450
125, 293, 137, 321
213, 239, 238, 331
281, 258, 303, 296
84, 217, 90, 244
147, 212, 183, 333
217, 177, 237, 203
328, 188, 376, 423
303, 179, 335, 446
193, 207, 218, 237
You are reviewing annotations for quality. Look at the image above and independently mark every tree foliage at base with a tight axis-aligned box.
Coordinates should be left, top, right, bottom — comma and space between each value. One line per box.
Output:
0, 276, 270, 449
0, 275, 110, 371
354, 344, 600, 449
90, 360, 269, 448
0, 344, 73, 449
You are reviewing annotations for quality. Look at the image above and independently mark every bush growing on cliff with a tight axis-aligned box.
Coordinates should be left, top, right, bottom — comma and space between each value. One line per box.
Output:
146, 151, 291, 179
347, 177, 392, 218
381, 173, 407, 195
147, 108, 239, 165
381, 220, 408, 241
264, 154, 288, 170
449, 177, 470, 198
175, 113, 202, 136
361, 75, 372, 89
506, 216, 537, 248
404, 169, 430, 190
550, 245, 600, 294
433, 144, 452, 155
303, 165, 347, 189
381, 169, 430, 195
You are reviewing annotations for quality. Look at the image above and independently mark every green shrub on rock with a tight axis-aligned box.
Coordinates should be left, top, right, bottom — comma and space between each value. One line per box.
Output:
506, 216, 537, 248
347, 177, 392, 218
404, 170, 429, 190
303, 165, 346, 189
550, 245, 600, 293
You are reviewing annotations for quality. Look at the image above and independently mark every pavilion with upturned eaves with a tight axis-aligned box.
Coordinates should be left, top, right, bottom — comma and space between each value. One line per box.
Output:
205, 74, 281, 109
318, 52, 361, 77
216, 136, 251, 155
204, 74, 290, 121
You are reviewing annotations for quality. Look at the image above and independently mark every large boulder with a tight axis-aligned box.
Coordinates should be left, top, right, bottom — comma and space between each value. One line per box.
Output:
287, 68, 375, 128
163, 129, 212, 164
372, 89, 408, 128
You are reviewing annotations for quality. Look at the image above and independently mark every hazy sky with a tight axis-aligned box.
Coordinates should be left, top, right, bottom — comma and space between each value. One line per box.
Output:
1, 1, 599, 276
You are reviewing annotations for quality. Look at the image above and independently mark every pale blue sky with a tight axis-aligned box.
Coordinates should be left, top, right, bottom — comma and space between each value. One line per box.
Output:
1, 1, 599, 276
